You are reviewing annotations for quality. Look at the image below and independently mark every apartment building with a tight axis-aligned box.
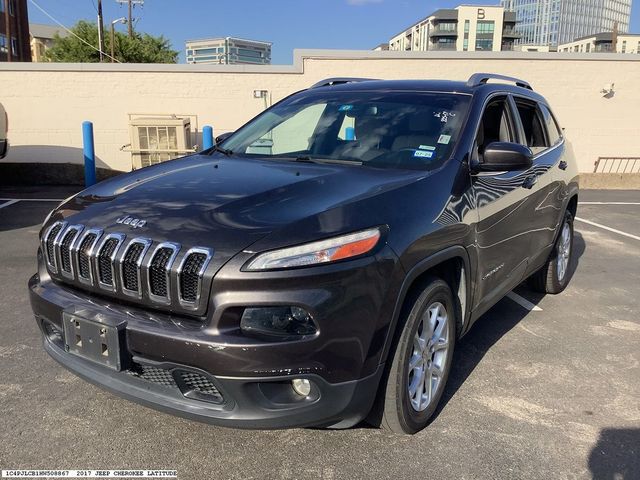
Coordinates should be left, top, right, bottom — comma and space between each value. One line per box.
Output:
389, 5, 520, 52
559, 32, 640, 53
185, 37, 272, 65
30, 23, 67, 62
0, 0, 31, 62
501, 0, 632, 46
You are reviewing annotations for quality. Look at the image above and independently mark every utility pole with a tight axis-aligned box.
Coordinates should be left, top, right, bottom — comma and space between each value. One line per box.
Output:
4, 0, 12, 62
115, 0, 143, 38
97, 0, 105, 61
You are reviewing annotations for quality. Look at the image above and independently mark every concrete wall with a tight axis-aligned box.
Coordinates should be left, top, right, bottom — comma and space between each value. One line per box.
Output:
0, 50, 639, 173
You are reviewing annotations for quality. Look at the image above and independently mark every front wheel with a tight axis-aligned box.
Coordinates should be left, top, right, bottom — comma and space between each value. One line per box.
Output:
529, 210, 574, 294
377, 277, 456, 434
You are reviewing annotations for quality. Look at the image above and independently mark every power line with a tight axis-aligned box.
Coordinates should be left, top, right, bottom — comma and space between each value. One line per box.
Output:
28, 0, 122, 63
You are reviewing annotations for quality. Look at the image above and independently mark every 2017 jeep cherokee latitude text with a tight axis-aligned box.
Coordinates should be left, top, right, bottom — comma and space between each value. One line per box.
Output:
29, 74, 579, 434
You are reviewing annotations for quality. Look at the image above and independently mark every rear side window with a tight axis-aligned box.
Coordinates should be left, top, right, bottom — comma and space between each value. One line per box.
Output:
515, 101, 548, 154
539, 104, 563, 146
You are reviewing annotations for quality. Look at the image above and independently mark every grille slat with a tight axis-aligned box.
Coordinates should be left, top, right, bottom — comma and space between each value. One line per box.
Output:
78, 233, 98, 280
122, 242, 146, 293
45, 223, 64, 268
60, 228, 79, 273
149, 246, 176, 299
98, 238, 120, 285
180, 253, 208, 302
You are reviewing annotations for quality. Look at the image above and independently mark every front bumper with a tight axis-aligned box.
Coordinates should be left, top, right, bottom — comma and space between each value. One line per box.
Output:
29, 245, 401, 428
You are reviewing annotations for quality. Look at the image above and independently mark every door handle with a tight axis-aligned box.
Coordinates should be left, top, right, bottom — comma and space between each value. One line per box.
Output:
559, 161, 568, 171
522, 174, 538, 189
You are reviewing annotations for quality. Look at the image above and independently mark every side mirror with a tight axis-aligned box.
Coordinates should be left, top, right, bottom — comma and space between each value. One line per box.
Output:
215, 131, 234, 144
473, 142, 533, 172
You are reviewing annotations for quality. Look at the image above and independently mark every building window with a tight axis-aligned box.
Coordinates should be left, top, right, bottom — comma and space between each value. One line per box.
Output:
464, 20, 470, 33
586, 43, 590, 52
621, 41, 626, 53
11, 37, 17, 56
9, 0, 15, 16
463, 38, 469, 51
476, 21, 495, 34
0, 34, 6, 53
437, 22, 457, 32
475, 39, 493, 51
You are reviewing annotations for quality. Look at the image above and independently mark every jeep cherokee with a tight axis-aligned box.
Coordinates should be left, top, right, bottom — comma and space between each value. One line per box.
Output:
29, 74, 579, 434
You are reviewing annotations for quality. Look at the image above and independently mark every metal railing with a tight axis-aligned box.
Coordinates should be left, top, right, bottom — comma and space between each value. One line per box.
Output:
594, 157, 640, 173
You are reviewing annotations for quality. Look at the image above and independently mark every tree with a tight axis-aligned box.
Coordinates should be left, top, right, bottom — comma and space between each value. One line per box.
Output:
45, 21, 178, 64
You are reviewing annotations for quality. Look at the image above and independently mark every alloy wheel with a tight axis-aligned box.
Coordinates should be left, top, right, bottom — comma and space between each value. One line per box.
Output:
407, 301, 449, 412
556, 222, 572, 282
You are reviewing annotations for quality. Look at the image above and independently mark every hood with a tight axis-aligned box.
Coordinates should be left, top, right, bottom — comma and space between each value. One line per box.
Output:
54, 155, 427, 263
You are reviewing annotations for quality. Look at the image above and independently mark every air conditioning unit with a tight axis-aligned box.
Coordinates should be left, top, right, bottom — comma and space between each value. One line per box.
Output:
129, 116, 194, 169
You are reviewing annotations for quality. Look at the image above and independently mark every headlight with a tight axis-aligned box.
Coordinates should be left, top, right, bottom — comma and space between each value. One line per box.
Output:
245, 227, 382, 271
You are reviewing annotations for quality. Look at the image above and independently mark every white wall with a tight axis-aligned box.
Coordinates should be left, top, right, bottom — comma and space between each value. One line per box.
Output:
0, 50, 639, 173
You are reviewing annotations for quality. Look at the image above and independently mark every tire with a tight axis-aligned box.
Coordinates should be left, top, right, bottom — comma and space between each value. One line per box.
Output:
528, 210, 574, 294
377, 276, 456, 434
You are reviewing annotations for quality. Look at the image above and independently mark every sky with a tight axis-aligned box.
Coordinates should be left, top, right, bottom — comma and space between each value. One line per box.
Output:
27, 0, 640, 64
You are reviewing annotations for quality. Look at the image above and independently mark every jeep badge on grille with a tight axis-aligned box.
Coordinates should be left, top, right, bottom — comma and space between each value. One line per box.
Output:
116, 215, 147, 229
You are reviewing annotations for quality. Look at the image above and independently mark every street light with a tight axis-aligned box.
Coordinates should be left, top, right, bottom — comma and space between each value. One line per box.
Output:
110, 17, 128, 63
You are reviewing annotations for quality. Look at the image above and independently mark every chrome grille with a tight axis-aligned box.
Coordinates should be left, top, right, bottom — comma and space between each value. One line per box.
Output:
120, 239, 151, 297
178, 248, 213, 308
42, 224, 212, 313
148, 243, 179, 302
43, 221, 65, 272
96, 233, 124, 291
59, 226, 82, 277
76, 230, 101, 283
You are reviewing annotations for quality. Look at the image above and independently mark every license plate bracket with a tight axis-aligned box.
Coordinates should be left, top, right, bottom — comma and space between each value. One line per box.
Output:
62, 313, 127, 371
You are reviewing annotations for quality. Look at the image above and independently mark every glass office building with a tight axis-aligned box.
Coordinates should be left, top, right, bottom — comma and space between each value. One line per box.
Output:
186, 37, 272, 65
501, 0, 632, 46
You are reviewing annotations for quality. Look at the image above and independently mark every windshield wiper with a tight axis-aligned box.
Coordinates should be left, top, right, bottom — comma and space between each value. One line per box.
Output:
208, 145, 233, 156
294, 156, 362, 166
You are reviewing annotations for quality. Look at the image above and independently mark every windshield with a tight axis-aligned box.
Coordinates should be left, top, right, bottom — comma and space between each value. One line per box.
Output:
221, 90, 471, 170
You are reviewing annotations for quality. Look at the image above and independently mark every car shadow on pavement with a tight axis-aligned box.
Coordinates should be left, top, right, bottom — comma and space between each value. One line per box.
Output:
433, 230, 586, 419
588, 428, 640, 479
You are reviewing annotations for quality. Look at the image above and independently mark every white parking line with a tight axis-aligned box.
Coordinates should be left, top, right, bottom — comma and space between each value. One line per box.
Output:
506, 292, 543, 312
0, 198, 63, 202
0, 199, 20, 209
575, 217, 640, 242
580, 202, 640, 206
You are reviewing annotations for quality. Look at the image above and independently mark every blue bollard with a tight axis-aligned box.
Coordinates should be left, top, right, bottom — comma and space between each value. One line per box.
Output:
345, 126, 355, 141
82, 121, 96, 187
203, 125, 214, 150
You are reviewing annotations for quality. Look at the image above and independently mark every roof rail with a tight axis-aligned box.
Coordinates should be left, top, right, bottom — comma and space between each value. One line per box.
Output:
467, 73, 533, 90
310, 77, 378, 89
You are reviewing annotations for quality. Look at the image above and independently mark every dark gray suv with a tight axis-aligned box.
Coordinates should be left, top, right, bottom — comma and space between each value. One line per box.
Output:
30, 74, 579, 434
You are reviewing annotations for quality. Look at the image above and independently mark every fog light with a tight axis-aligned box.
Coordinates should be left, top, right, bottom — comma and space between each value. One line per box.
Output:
292, 378, 311, 397
240, 306, 317, 340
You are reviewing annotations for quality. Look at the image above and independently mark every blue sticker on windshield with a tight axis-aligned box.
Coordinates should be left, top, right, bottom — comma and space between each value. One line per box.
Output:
339, 105, 354, 112
414, 150, 434, 159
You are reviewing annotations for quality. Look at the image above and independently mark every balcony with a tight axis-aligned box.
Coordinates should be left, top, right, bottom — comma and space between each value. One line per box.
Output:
430, 44, 457, 51
502, 28, 522, 39
429, 28, 458, 38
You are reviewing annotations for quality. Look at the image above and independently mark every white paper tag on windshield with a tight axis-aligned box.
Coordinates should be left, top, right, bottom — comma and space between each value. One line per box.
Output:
438, 135, 451, 145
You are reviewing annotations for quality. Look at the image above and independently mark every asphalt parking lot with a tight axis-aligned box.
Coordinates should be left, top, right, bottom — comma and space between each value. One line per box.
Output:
0, 186, 638, 480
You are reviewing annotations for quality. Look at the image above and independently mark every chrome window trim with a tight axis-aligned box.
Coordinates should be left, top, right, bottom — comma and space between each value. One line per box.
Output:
73, 228, 104, 286
147, 242, 181, 305
57, 224, 84, 280
177, 247, 213, 310
94, 233, 126, 292
42, 221, 67, 274
119, 238, 152, 299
